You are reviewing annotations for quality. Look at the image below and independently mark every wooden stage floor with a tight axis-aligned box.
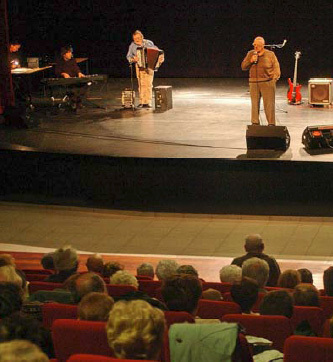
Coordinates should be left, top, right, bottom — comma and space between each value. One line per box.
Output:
1, 78, 333, 161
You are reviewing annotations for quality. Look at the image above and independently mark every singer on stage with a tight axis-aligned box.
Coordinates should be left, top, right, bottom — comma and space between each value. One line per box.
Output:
241, 36, 280, 126
126, 30, 159, 108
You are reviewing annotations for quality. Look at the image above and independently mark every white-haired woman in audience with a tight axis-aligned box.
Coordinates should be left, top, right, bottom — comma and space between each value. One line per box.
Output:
110, 270, 139, 289
219, 265, 242, 283
155, 259, 179, 281
106, 299, 166, 360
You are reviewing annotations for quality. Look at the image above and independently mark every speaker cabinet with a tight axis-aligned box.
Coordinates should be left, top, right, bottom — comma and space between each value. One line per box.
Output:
154, 86, 172, 112
308, 78, 333, 105
246, 125, 290, 151
302, 125, 333, 149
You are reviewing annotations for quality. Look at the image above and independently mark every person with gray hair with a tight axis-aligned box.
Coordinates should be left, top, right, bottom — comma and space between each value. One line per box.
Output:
231, 234, 280, 286
110, 270, 139, 289
242, 257, 269, 290
136, 263, 154, 279
177, 265, 199, 278
219, 265, 242, 283
155, 260, 179, 281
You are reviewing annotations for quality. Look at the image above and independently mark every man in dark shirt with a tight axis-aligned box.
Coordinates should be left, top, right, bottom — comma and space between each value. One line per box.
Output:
231, 234, 281, 287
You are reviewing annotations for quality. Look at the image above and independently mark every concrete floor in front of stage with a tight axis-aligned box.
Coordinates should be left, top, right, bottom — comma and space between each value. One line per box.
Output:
1, 78, 333, 161
1, 202, 333, 288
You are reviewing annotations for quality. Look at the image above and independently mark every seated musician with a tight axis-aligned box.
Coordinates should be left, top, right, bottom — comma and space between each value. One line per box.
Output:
9, 40, 22, 69
55, 45, 87, 109
126, 30, 164, 108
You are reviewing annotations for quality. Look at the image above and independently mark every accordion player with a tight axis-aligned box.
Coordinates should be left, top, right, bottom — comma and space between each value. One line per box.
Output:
136, 47, 164, 71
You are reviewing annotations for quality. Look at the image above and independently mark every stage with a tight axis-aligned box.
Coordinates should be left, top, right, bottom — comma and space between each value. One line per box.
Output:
1, 78, 333, 216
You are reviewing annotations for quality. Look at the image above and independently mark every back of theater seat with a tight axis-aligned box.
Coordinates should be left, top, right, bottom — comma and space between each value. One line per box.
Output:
106, 284, 137, 298
42, 303, 78, 329
221, 314, 293, 352
291, 306, 325, 336
197, 300, 241, 319
68, 355, 156, 361
202, 281, 232, 295
25, 273, 50, 282
164, 311, 195, 328
320, 296, 333, 319
322, 318, 331, 337
138, 280, 162, 298
52, 319, 112, 362
28, 281, 63, 294
22, 269, 53, 275
284, 336, 333, 362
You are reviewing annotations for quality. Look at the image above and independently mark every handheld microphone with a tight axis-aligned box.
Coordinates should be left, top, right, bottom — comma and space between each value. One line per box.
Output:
253, 51, 258, 64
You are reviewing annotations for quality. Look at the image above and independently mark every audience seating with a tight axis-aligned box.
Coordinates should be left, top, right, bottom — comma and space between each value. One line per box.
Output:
197, 300, 241, 319
106, 284, 137, 298
42, 303, 78, 329
221, 314, 293, 351
201, 281, 232, 294
284, 335, 333, 362
25, 273, 49, 282
68, 355, 156, 362
291, 306, 325, 336
164, 311, 195, 328
28, 281, 63, 294
322, 318, 331, 338
320, 296, 333, 319
52, 319, 112, 362
138, 280, 162, 298
136, 275, 153, 280
22, 268, 53, 275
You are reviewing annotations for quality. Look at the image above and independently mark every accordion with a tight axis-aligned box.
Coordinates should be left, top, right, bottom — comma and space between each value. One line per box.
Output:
136, 47, 164, 70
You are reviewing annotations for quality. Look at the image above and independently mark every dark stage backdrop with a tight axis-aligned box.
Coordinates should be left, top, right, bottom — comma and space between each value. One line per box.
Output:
8, 1, 333, 80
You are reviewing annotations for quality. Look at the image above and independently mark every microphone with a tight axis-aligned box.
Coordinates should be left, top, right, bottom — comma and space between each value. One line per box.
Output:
253, 51, 258, 64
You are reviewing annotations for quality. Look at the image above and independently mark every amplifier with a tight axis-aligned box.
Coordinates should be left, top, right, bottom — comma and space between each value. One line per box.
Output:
308, 78, 333, 105
27, 57, 39, 68
154, 86, 172, 112
302, 125, 333, 149
246, 125, 290, 151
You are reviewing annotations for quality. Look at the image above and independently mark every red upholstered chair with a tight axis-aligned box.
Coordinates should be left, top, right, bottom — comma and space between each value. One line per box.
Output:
136, 275, 153, 280
320, 296, 333, 319
222, 291, 266, 313
52, 319, 112, 362
25, 273, 50, 282
322, 318, 332, 337
291, 306, 325, 336
197, 300, 241, 319
42, 303, 78, 329
68, 355, 156, 362
202, 281, 232, 295
106, 284, 137, 298
221, 314, 293, 352
138, 280, 162, 298
28, 281, 63, 294
22, 269, 53, 275
164, 311, 195, 328
284, 336, 333, 362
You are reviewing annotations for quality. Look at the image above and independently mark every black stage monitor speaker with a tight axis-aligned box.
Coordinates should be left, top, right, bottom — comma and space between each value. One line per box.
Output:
154, 86, 172, 113
246, 125, 290, 151
302, 125, 333, 149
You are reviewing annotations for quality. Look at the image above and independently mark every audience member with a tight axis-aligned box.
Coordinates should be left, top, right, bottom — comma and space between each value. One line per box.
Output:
259, 290, 293, 318
78, 292, 114, 321
156, 259, 179, 281
86, 254, 104, 274
0, 254, 15, 267
0, 283, 23, 318
161, 274, 202, 316
40, 253, 54, 271
0, 313, 54, 358
136, 262, 155, 279
67, 272, 106, 304
102, 261, 124, 278
323, 266, 333, 296
0, 265, 23, 290
201, 288, 223, 301
44, 246, 78, 283
106, 300, 165, 360
110, 270, 139, 289
232, 234, 281, 286
297, 268, 313, 284
293, 283, 320, 307
177, 264, 199, 277
219, 265, 242, 283
242, 257, 269, 290
0, 340, 49, 362
230, 277, 259, 314
278, 269, 301, 289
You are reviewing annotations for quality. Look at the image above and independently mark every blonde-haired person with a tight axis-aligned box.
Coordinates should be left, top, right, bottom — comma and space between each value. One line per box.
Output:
110, 270, 138, 289
106, 300, 165, 360
0, 340, 49, 362
78, 292, 114, 321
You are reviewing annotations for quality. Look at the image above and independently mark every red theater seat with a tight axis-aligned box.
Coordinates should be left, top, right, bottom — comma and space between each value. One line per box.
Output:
52, 319, 112, 362
221, 314, 293, 352
42, 303, 78, 329
284, 336, 333, 362
68, 355, 156, 362
202, 281, 232, 295
25, 273, 50, 282
320, 296, 333, 319
28, 281, 63, 294
197, 300, 241, 319
106, 284, 137, 298
138, 280, 162, 298
22, 269, 53, 275
291, 306, 325, 336
164, 311, 195, 328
